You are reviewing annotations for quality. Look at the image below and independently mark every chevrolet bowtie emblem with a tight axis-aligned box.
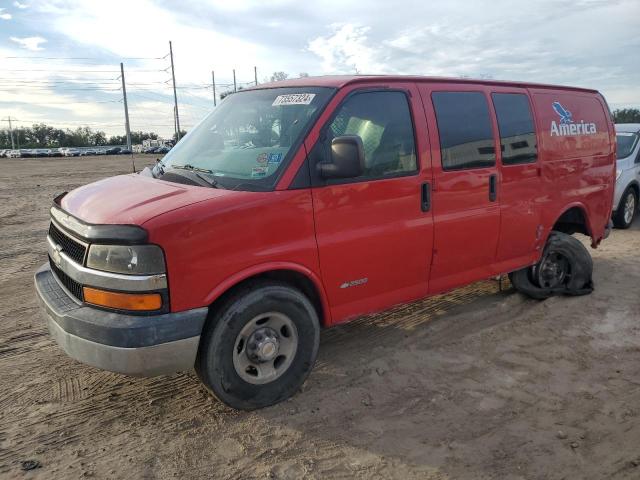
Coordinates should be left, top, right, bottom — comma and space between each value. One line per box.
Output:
51, 244, 63, 267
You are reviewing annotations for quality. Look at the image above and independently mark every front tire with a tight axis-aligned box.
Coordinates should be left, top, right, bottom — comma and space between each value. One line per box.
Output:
509, 231, 593, 299
613, 187, 637, 229
196, 281, 320, 410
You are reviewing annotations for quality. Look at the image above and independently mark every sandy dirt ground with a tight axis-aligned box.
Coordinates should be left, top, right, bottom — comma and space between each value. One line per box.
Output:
0, 155, 639, 480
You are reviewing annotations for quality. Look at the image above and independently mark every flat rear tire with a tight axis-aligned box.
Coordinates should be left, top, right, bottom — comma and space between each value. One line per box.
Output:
509, 231, 593, 299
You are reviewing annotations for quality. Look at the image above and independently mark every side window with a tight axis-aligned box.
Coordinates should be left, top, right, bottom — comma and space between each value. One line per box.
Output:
327, 91, 417, 179
432, 91, 496, 171
491, 93, 538, 165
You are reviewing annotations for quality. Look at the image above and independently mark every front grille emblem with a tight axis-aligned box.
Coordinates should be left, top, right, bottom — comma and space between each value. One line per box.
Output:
51, 243, 63, 267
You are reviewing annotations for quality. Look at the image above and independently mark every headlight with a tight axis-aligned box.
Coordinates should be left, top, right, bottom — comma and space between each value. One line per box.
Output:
87, 245, 165, 275
616, 169, 622, 181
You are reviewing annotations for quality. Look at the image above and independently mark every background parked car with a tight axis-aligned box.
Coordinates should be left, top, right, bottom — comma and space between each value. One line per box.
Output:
64, 148, 81, 157
33, 149, 51, 157
119, 149, 132, 155
613, 123, 640, 228
105, 147, 121, 155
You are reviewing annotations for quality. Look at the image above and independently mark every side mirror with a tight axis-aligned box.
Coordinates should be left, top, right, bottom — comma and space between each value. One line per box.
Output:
318, 135, 365, 179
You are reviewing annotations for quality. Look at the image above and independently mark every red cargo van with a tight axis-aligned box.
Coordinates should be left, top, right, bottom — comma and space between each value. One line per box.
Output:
35, 76, 615, 409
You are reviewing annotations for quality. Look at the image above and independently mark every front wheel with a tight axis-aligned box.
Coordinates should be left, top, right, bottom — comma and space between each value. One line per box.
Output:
613, 187, 637, 229
509, 231, 593, 299
196, 281, 320, 410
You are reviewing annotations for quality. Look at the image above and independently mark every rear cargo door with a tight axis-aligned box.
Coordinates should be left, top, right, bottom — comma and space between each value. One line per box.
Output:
418, 84, 501, 293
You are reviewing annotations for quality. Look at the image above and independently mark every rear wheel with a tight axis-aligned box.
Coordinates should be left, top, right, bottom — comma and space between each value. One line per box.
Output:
196, 281, 320, 410
613, 187, 637, 229
509, 231, 593, 299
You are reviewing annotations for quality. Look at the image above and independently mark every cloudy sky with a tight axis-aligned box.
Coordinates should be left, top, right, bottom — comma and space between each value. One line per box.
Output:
0, 0, 639, 138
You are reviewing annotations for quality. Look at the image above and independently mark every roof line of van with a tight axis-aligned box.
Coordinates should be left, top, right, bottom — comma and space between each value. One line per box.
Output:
248, 75, 600, 94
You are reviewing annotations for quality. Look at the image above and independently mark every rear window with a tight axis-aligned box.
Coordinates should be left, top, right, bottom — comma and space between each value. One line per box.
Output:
616, 132, 639, 159
432, 92, 496, 170
491, 93, 538, 165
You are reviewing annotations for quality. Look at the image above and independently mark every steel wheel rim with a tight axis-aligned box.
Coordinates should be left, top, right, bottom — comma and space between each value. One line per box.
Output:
624, 193, 635, 224
232, 312, 298, 385
536, 251, 571, 289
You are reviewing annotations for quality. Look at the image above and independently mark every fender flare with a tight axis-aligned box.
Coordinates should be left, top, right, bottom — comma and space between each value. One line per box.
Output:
546, 202, 595, 243
202, 262, 332, 326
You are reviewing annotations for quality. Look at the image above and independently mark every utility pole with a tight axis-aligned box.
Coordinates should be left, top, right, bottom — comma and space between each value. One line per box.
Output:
169, 41, 181, 141
254, 66, 258, 86
211, 70, 216, 106
8, 117, 15, 149
173, 105, 177, 138
233, 69, 237, 92
120, 63, 132, 151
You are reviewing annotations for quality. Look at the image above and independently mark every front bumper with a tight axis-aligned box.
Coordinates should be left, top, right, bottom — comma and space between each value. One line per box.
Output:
34, 263, 208, 376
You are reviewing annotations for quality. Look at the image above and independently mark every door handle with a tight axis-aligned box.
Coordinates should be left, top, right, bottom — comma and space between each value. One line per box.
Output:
489, 174, 497, 202
421, 182, 431, 212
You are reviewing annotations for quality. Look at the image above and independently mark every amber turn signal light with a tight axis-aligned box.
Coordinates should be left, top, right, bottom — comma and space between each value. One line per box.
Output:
83, 287, 162, 311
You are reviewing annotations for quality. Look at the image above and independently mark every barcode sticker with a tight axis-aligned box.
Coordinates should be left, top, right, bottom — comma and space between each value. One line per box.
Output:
272, 93, 316, 106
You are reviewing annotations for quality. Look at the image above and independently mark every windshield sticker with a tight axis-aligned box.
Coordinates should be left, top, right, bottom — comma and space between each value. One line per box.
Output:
256, 153, 268, 164
251, 166, 268, 178
268, 153, 283, 164
272, 93, 316, 106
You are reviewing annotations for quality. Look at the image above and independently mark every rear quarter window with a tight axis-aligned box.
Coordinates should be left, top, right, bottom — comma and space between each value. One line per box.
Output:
530, 91, 611, 160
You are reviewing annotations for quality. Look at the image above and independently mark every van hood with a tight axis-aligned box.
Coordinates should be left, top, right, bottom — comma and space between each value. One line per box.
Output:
61, 174, 240, 225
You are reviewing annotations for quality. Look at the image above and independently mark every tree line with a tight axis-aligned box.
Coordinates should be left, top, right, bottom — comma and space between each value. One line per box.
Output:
612, 108, 640, 124
0, 124, 179, 149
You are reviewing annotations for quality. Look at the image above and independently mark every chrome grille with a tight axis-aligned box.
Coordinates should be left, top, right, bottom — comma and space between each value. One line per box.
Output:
49, 256, 84, 301
48, 222, 86, 264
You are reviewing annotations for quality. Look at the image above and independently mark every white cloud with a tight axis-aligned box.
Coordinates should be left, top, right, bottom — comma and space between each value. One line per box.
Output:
0, 8, 12, 19
13, 1, 28, 8
308, 23, 385, 74
10, 36, 47, 51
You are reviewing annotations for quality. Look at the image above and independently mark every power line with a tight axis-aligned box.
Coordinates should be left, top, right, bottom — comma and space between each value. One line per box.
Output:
2, 68, 166, 73
1, 55, 168, 60
10, 100, 122, 105
0, 86, 121, 92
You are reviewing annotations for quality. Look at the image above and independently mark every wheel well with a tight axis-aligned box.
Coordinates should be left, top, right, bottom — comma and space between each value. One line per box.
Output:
552, 207, 590, 237
628, 182, 639, 199
208, 269, 326, 326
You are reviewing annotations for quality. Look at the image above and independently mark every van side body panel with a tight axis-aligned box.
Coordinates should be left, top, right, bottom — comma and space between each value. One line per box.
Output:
529, 88, 615, 245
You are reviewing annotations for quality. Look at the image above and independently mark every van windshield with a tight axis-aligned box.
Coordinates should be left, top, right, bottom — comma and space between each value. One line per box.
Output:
160, 86, 335, 190
616, 132, 639, 159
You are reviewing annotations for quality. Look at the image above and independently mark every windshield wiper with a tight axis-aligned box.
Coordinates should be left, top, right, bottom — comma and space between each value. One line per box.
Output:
171, 164, 219, 188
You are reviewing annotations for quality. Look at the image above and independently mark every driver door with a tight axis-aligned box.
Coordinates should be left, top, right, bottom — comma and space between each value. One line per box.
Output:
309, 84, 434, 323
